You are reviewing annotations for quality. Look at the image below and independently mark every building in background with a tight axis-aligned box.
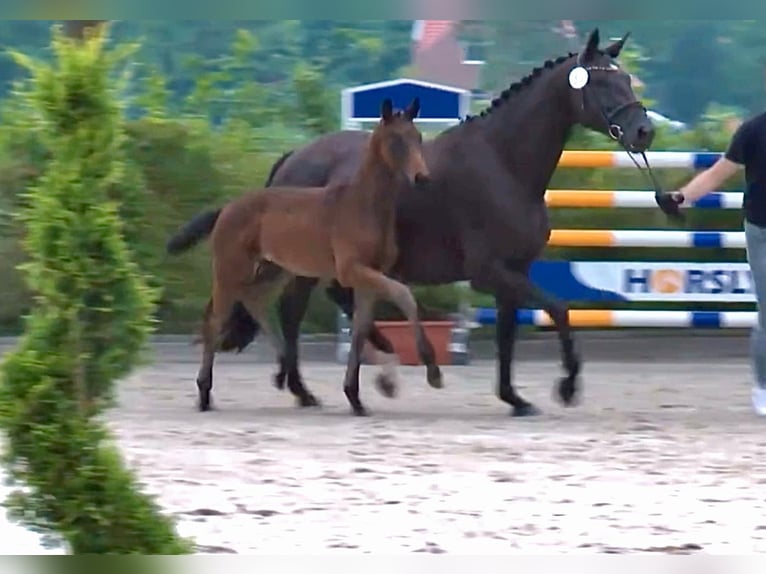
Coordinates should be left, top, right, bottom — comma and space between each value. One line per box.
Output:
409, 20, 688, 129
410, 20, 484, 94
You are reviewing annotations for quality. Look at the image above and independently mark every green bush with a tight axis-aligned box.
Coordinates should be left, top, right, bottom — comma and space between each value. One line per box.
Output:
0, 25, 191, 554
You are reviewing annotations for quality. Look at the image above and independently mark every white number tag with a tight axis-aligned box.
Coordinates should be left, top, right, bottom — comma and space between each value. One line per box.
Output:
568, 66, 589, 90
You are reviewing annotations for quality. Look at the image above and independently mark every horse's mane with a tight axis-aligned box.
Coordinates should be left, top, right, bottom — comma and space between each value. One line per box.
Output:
462, 52, 576, 124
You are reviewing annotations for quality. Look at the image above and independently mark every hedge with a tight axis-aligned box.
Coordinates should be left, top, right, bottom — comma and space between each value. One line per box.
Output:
0, 43, 747, 334
0, 25, 191, 554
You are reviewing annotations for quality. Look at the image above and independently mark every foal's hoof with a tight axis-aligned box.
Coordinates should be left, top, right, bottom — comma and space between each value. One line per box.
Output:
297, 393, 322, 408
427, 365, 444, 389
375, 372, 399, 399
555, 375, 581, 407
198, 397, 214, 412
511, 402, 543, 417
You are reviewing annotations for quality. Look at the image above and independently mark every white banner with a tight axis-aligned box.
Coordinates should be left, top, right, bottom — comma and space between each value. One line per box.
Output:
570, 261, 754, 302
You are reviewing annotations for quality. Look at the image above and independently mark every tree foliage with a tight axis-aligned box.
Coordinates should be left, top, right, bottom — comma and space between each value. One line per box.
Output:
0, 20, 759, 335
0, 24, 190, 554
1, 20, 763, 123
480, 20, 766, 122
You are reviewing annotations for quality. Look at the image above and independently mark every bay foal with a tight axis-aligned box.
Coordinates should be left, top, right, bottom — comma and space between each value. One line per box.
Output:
166, 98, 442, 416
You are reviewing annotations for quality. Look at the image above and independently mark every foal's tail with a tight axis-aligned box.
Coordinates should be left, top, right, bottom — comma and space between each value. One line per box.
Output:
166, 151, 292, 257
166, 208, 222, 255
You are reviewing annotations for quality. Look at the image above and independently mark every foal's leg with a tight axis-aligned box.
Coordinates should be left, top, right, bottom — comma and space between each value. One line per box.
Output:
340, 264, 442, 390
197, 289, 237, 412
325, 281, 402, 398
196, 299, 217, 412
274, 276, 322, 408
239, 271, 293, 365
343, 291, 376, 416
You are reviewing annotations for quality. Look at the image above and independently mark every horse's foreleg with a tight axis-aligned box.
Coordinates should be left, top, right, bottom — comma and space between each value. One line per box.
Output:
470, 258, 552, 417
524, 282, 581, 407
275, 276, 322, 408
493, 297, 541, 417
325, 281, 401, 399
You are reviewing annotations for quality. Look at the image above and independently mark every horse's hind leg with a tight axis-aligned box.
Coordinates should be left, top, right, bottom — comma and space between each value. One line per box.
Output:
275, 276, 322, 408
239, 269, 295, 379
251, 260, 293, 391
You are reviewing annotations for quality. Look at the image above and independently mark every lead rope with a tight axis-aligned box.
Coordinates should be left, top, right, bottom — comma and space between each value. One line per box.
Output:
626, 148, 663, 194
602, 107, 670, 212
625, 147, 685, 221
592, 88, 665, 195
578, 63, 679, 218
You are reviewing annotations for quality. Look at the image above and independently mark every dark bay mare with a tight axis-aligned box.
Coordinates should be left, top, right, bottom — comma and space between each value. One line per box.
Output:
167, 98, 442, 415
218, 29, 658, 417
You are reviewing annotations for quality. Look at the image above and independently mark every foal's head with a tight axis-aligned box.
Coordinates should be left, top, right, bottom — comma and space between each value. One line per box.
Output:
370, 97, 429, 188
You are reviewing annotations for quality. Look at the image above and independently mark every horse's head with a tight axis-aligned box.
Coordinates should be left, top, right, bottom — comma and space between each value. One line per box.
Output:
566, 28, 655, 153
372, 97, 430, 189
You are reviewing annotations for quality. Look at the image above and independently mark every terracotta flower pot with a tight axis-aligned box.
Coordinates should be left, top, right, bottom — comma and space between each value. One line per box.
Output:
372, 320, 454, 366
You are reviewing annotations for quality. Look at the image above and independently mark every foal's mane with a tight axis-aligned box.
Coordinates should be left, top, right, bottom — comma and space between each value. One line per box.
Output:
324, 111, 409, 206
462, 52, 577, 124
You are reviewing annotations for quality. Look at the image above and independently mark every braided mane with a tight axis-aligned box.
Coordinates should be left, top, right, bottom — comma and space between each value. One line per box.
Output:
462, 52, 576, 123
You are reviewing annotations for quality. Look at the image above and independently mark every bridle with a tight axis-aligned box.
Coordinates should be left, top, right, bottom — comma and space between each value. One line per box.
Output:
572, 53, 665, 201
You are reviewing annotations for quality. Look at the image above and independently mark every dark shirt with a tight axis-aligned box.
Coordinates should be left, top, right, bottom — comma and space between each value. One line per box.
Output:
725, 111, 766, 226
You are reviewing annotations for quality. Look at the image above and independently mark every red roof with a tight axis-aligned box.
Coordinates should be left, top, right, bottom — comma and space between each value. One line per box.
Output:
416, 20, 454, 52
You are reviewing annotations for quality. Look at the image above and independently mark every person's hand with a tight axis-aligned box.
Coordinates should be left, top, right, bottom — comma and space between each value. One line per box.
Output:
655, 190, 685, 220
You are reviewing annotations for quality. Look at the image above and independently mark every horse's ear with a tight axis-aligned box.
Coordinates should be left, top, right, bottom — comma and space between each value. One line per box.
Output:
582, 28, 600, 61
605, 32, 630, 58
405, 97, 420, 120
381, 98, 394, 122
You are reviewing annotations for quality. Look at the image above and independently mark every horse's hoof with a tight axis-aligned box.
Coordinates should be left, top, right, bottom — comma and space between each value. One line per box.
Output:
198, 398, 213, 412
427, 365, 444, 389
375, 372, 399, 399
273, 371, 286, 390
511, 403, 543, 417
351, 405, 370, 417
555, 375, 581, 407
298, 393, 322, 408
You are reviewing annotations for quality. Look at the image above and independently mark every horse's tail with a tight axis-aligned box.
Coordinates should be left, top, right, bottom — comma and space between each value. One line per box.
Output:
166, 208, 222, 255
264, 150, 294, 187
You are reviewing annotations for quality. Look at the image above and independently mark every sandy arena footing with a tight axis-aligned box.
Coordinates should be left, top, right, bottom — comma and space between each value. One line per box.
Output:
2, 350, 765, 554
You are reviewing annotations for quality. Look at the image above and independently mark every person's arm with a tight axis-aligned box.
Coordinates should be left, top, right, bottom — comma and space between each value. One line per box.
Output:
657, 120, 749, 215
677, 156, 742, 204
